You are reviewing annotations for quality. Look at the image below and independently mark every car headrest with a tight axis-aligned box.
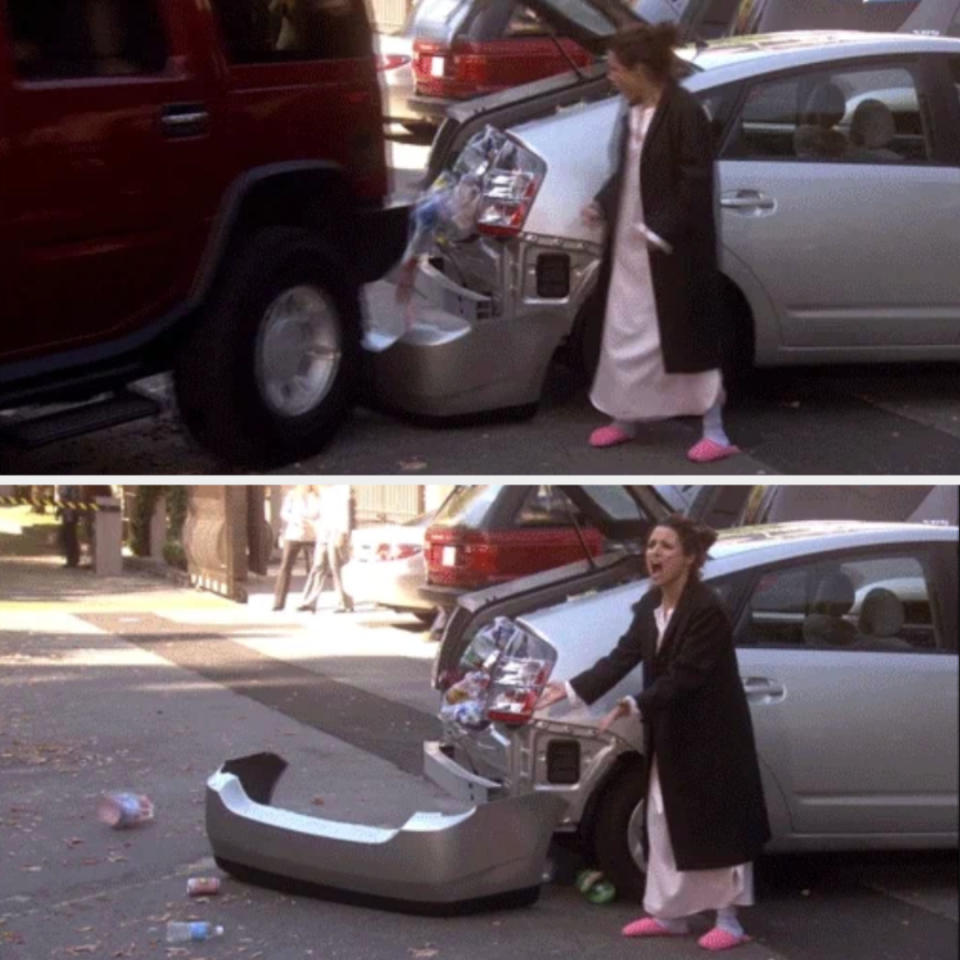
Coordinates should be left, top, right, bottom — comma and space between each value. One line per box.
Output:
850, 99, 896, 149
812, 572, 855, 617
858, 587, 905, 638
802, 82, 847, 128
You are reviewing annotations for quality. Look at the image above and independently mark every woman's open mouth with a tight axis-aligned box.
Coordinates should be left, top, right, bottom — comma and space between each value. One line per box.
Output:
649, 560, 664, 577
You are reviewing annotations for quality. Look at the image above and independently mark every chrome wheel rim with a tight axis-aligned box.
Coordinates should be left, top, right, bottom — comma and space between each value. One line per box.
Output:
627, 798, 647, 872
255, 284, 342, 418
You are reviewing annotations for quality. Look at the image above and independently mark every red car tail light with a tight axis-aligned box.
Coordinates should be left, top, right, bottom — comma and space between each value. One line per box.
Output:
375, 543, 421, 561
376, 54, 410, 72
425, 524, 604, 589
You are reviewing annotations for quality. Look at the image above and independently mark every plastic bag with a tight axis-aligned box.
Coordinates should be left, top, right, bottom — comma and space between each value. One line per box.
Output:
394, 126, 506, 319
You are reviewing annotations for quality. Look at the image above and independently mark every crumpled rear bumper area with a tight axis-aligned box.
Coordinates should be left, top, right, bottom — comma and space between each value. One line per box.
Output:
205, 752, 565, 914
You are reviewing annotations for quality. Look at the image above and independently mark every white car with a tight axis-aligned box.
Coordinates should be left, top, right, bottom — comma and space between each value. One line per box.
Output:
341, 512, 436, 621
425, 519, 959, 898
373, 24, 960, 417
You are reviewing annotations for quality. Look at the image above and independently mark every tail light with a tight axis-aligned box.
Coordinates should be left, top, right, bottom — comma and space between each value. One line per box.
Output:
375, 543, 421, 561
450, 131, 545, 239
442, 618, 556, 729
376, 54, 410, 72
424, 522, 604, 589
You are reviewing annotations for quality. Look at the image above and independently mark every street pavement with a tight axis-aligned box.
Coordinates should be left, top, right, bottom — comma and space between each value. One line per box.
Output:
1, 537, 957, 960
4, 142, 960, 474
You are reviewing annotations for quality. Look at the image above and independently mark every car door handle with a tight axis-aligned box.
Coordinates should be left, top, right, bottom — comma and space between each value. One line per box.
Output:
160, 104, 209, 138
741, 677, 785, 701
720, 190, 775, 212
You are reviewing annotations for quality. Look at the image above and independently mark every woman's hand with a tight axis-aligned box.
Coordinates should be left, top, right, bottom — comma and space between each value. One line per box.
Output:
598, 698, 632, 733
536, 682, 568, 709
581, 202, 604, 227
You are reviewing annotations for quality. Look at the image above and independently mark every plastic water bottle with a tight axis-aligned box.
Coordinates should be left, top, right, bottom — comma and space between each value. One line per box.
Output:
165, 921, 224, 943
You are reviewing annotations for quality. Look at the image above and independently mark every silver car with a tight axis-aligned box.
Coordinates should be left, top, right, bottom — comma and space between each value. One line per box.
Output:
424, 520, 959, 898
373, 24, 960, 417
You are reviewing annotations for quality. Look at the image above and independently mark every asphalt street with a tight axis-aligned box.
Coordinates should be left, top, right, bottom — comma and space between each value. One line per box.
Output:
1, 551, 956, 960
3, 142, 960, 475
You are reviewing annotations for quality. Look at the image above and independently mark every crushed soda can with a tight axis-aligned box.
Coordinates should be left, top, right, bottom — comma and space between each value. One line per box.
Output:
97, 792, 154, 829
186, 876, 221, 897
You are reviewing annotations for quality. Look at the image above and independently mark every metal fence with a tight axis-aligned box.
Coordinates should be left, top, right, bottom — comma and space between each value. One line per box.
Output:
353, 485, 425, 525
368, 0, 411, 32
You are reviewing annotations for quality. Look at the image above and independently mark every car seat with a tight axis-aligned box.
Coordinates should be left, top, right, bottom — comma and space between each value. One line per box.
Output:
802, 571, 857, 647
853, 587, 912, 651
794, 81, 849, 159
846, 99, 901, 162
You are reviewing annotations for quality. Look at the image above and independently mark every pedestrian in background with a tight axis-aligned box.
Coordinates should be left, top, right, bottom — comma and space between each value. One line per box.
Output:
56, 484, 81, 568
272, 485, 320, 611
586, 25, 739, 463
300, 485, 354, 613
538, 515, 769, 950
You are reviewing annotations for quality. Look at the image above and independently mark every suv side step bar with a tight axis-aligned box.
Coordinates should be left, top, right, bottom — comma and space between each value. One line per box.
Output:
0, 389, 163, 448
206, 752, 565, 915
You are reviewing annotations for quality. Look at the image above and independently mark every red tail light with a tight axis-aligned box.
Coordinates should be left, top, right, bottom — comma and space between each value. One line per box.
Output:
424, 525, 605, 589
376, 54, 411, 72
375, 543, 421, 561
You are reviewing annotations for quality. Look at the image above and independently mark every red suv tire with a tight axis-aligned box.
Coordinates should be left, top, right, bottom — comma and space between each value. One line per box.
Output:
175, 227, 359, 466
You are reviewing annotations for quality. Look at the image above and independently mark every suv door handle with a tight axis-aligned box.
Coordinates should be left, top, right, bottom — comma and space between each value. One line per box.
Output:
720, 190, 775, 213
160, 104, 209, 138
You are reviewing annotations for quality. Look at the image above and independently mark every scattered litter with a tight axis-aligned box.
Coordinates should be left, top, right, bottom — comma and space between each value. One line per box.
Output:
398, 458, 428, 472
800, 888, 811, 897
165, 921, 224, 943
186, 877, 221, 897
97, 792, 154, 829
576, 869, 616, 904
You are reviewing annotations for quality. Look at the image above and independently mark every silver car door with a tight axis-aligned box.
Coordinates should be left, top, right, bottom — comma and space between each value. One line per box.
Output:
729, 544, 958, 840
717, 58, 960, 358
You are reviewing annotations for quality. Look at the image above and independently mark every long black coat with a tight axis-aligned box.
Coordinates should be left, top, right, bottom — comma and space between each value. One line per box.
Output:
570, 577, 770, 871
593, 82, 721, 374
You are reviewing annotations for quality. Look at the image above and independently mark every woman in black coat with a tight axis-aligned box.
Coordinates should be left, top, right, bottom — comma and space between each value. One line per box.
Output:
585, 25, 740, 463
538, 515, 769, 950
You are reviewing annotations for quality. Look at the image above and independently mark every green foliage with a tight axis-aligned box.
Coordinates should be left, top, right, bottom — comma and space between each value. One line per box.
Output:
167, 486, 188, 539
129, 487, 167, 557
163, 539, 187, 571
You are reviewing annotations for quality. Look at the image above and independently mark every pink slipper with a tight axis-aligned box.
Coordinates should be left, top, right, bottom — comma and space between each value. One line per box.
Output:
697, 927, 752, 951
687, 438, 741, 463
622, 917, 687, 938
589, 425, 634, 448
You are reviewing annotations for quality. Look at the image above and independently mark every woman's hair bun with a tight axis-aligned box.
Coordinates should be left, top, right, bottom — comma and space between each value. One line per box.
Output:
696, 524, 718, 554
650, 21, 679, 49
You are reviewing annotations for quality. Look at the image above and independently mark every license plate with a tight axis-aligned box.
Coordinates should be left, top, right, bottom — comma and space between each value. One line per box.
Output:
442, 546, 457, 567
430, 56, 445, 78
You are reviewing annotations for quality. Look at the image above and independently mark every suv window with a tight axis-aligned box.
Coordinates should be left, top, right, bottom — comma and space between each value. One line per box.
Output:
211, 0, 369, 63
7, 0, 167, 80
431, 485, 503, 528
724, 64, 932, 164
732, 550, 944, 652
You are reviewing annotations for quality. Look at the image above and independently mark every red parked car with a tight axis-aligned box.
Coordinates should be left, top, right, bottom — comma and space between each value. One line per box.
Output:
419, 485, 663, 612
405, 0, 594, 129
0, 0, 405, 466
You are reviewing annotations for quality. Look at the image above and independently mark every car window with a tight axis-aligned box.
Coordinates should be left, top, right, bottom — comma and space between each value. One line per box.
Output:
211, 0, 370, 63
430, 485, 503, 528
732, 549, 946, 652
724, 64, 932, 164
505, 5, 549, 36
515, 486, 584, 527
7, 0, 167, 80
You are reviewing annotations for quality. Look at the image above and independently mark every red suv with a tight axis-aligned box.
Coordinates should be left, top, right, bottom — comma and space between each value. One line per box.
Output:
0, 0, 404, 465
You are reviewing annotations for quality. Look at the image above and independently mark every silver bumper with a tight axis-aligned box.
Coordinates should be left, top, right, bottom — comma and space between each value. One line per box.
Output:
206, 752, 565, 912
371, 240, 599, 417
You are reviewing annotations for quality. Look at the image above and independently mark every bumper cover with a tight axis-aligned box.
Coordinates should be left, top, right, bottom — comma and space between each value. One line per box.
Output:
206, 752, 565, 913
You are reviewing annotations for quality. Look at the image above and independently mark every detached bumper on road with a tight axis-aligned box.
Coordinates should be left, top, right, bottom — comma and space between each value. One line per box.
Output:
206, 752, 565, 913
